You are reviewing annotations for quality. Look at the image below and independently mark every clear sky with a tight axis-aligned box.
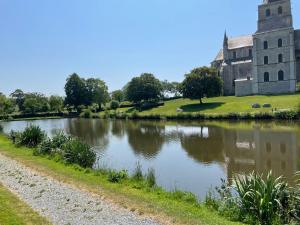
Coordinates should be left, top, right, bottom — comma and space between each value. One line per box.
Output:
0, 0, 299, 96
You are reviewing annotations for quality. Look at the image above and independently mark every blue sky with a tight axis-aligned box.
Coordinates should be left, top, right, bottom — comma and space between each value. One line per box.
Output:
0, 0, 299, 96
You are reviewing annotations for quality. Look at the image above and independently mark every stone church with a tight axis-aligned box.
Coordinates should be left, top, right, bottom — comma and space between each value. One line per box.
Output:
212, 0, 300, 96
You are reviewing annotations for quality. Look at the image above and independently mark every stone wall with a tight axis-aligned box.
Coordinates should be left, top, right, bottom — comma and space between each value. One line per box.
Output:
221, 61, 253, 95
295, 30, 300, 82
235, 79, 253, 96
258, 80, 295, 94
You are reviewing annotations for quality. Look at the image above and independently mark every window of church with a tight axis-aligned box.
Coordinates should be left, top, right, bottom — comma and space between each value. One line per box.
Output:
278, 70, 284, 81
278, 6, 283, 15
266, 9, 271, 17
233, 51, 237, 59
264, 56, 269, 65
264, 72, 270, 82
249, 49, 252, 57
264, 41, 268, 49
278, 54, 283, 63
278, 39, 283, 47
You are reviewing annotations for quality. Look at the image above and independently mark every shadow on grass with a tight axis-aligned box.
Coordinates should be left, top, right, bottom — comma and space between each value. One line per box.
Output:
181, 102, 224, 113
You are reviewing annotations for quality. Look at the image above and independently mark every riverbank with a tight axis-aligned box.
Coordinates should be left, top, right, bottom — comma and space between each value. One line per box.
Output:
0, 183, 51, 225
0, 135, 242, 225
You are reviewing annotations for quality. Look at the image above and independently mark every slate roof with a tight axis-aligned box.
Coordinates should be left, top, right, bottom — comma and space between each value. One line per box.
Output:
228, 35, 253, 49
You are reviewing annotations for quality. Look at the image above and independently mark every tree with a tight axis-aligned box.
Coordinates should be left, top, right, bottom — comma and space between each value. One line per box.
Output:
111, 90, 124, 102
23, 93, 50, 114
181, 67, 223, 104
126, 73, 162, 104
0, 94, 14, 116
49, 95, 64, 112
161, 80, 181, 98
85, 78, 109, 108
64, 73, 87, 109
10, 89, 25, 111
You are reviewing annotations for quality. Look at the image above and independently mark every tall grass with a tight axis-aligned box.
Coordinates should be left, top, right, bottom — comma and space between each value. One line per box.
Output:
17, 125, 46, 147
0, 124, 3, 133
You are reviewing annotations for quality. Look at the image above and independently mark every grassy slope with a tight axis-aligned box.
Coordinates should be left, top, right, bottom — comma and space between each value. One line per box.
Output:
0, 135, 242, 225
135, 93, 300, 116
0, 183, 51, 225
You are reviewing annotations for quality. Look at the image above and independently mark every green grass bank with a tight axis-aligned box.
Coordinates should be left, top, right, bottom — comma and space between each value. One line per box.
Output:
0, 183, 51, 225
0, 135, 242, 225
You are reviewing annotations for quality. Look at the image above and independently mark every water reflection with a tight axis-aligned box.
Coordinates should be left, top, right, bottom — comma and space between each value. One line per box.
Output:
1, 119, 299, 197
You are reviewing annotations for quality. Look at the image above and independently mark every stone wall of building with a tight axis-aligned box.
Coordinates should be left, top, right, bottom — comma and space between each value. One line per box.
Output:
235, 78, 253, 96
295, 30, 300, 82
221, 61, 253, 95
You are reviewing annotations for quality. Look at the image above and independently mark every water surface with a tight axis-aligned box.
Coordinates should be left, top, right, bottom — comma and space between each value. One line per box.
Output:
1, 119, 300, 199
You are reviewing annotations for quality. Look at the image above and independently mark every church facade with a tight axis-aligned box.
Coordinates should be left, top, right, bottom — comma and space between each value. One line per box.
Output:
212, 0, 300, 96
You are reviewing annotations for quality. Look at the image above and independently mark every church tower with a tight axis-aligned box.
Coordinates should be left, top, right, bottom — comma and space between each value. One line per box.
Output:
252, 0, 296, 94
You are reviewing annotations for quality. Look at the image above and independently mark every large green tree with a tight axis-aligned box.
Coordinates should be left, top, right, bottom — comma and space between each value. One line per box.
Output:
181, 67, 223, 104
64, 73, 87, 109
0, 94, 14, 116
85, 78, 109, 108
111, 90, 124, 102
49, 95, 64, 112
23, 93, 50, 114
126, 73, 162, 104
161, 80, 181, 98
10, 89, 25, 111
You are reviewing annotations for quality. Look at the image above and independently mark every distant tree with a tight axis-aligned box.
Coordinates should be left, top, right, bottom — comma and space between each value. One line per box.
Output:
49, 95, 64, 112
0, 94, 14, 116
161, 80, 181, 98
23, 93, 50, 114
110, 100, 120, 110
111, 90, 124, 102
10, 89, 25, 111
126, 73, 162, 104
64, 73, 87, 109
85, 78, 109, 109
181, 67, 223, 104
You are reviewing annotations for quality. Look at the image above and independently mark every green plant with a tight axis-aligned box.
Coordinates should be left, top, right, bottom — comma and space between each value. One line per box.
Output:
18, 125, 46, 147
0, 124, 3, 133
169, 189, 198, 205
233, 172, 288, 225
108, 169, 128, 183
110, 100, 120, 110
62, 138, 96, 168
146, 168, 156, 188
80, 108, 93, 118
51, 131, 69, 149
35, 138, 53, 155
132, 162, 143, 181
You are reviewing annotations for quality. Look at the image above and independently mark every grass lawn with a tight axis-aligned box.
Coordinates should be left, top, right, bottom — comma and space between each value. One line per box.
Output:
0, 135, 243, 225
137, 93, 300, 116
0, 183, 51, 225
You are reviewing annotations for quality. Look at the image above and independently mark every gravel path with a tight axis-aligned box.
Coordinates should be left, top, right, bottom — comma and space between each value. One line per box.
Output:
0, 154, 162, 225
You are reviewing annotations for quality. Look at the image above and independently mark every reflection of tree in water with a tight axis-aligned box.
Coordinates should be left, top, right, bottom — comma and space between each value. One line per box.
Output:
126, 121, 165, 159
111, 120, 126, 138
180, 126, 225, 164
66, 119, 109, 150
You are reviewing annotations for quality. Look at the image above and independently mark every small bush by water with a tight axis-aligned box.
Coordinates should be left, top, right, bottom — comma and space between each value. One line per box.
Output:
132, 162, 143, 181
15, 125, 46, 148
107, 170, 128, 183
146, 168, 156, 188
0, 124, 3, 133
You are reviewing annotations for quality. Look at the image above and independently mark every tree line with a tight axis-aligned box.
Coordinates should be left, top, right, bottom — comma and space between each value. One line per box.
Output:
0, 66, 223, 116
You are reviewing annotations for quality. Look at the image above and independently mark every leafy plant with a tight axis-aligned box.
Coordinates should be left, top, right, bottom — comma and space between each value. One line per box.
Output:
18, 125, 46, 147
62, 138, 96, 168
146, 168, 156, 188
110, 100, 120, 110
108, 170, 128, 183
0, 124, 3, 133
132, 162, 143, 181
51, 131, 69, 149
35, 138, 53, 155
233, 172, 288, 225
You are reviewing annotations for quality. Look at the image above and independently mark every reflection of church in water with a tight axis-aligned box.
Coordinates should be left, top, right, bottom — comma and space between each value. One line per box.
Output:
175, 123, 300, 183
224, 126, 299, 182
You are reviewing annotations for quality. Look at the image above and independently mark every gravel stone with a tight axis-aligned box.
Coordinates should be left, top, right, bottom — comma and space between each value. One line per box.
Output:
0, 154, 162, 225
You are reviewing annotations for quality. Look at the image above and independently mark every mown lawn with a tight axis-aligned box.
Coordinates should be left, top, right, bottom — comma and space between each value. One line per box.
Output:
138, 93, 300, 116
0, 183, 51, 225
0, 135, 243, 225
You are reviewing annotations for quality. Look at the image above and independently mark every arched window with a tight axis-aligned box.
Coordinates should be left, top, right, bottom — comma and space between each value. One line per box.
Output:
264, 56, 269, 65
278, 6, 283, 15
278, 38, 283, 47
278, 70, 284, 81
264, 41, 268, 49
278, 54, 283, 63
264, 72, 270, 82
233, 51, 237, 59
266, 9, 271, 17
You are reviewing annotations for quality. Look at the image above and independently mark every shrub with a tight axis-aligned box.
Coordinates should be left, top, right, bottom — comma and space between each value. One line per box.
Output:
51, 131, 69, 149
274, 110, 298, 120
169, 189, 198, 205
0, 124, 3, 133
132, 162, 143, 181
62, 138, 96, 168
110, 100, 120, 110
18, 125, 46, 147
108, 169, 128, 183
146, 168, 156, 188
80, 108, 92, 118
35, 138, 53, 155
233, 172, 289, 225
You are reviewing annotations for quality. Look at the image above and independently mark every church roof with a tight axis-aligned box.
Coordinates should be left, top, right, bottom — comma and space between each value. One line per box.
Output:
214, 49, 224, 61
227, 35, 253, 49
